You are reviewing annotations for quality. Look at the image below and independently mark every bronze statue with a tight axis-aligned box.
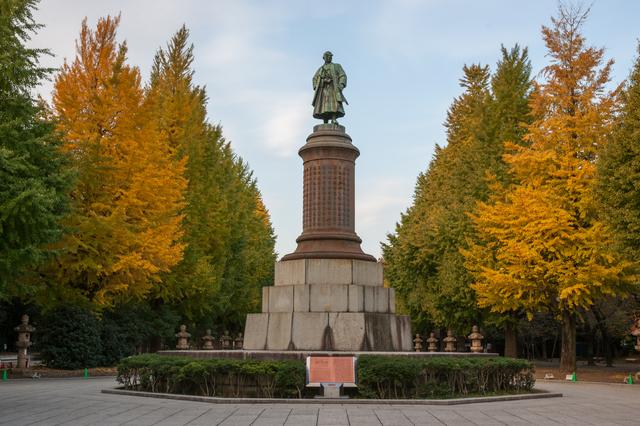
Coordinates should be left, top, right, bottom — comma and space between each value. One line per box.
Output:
312, 51, 347, 124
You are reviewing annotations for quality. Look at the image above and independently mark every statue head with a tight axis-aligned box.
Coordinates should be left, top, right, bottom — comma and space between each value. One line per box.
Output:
323, 51, 333, 64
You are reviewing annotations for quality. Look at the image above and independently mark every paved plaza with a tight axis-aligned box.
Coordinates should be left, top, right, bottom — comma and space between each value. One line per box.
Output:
0, 376, 637, 425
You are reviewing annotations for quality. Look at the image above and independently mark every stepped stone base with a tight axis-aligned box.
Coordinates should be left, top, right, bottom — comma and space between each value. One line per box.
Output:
275, 259, 383, 286
243, 312, 412, 351
262, 284, 395, 313
244, 258, 412, 352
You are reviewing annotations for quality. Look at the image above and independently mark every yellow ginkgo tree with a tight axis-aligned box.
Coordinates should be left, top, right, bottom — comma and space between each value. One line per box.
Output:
463, 5, 636, 372
45, 15, 187, 308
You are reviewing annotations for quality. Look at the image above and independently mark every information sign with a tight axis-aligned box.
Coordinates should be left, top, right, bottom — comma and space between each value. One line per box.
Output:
306, 356, 356, 386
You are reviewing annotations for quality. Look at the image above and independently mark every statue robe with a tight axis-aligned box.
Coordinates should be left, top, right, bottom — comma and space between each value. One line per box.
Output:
312, 62, 348, 120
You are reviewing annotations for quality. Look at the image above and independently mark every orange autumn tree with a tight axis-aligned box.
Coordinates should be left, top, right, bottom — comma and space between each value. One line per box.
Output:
46, 16, 186, 308
463, 6, 634, 372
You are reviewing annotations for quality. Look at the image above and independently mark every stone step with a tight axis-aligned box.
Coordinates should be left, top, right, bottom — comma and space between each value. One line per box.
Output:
275, 258, 383, 286
243, 312, 412, 351
262, 284, 396, 314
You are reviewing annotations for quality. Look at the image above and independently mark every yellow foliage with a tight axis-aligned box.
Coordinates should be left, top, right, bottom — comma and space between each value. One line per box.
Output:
463, 9, 636, 318
46, 16, 186, 307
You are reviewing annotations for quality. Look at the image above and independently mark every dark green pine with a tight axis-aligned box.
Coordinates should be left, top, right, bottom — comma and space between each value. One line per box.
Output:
0, 0, 71, 298
597, 43, 640, 255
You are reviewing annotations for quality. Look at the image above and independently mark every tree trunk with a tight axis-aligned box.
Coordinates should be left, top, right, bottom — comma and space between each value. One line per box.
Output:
585, 324, 595, 366
504, 321, 518, 358
148, 298, 165, 353
541, 338, 548, 361
560, 310, 577, 374
592, 309, 613, 367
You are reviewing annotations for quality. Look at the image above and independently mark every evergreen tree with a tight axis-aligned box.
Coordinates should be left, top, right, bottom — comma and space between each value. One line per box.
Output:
0, 0, 70, 298
45, 16, 187, 308
146, 27, 276, 331
597, 43, 640, 257
463, 6, 634, 373
384, 46, 532, 337
383, 64, 492, 333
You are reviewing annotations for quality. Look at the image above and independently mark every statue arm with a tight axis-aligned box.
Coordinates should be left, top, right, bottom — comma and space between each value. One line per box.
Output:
313, 68, 321, 90
336, 64, 347, 89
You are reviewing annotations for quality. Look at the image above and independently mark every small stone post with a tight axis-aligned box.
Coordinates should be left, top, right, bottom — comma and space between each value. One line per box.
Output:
426, 332, 439, 352
201, 329, 215, 350
413, 334, 423, 352
220, 330, 232, 350
443, 329, 457, 352
234, 332, 244, 350
15, 315, 35, 369
175, 325, 191, 350
468, 325, 484, 353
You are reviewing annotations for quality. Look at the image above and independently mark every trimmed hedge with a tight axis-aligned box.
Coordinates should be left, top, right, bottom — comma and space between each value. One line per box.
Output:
357, 356, 535, 398
117, 354, 534, 399
117, 354, 306, 398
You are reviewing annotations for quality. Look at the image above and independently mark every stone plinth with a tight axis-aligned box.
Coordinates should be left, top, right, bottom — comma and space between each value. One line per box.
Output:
243, 312, 411, 351
282, 125, 374, 262
262, 284, 395, 313
275, 259, 383, 286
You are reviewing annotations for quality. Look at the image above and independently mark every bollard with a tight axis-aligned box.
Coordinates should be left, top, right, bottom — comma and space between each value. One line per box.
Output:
626, 374, 633, 385
83, 368, 89, 379
2, 370, 7, 381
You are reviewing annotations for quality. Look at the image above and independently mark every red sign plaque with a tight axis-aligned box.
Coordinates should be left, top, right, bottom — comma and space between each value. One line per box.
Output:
307, 356, 356, 384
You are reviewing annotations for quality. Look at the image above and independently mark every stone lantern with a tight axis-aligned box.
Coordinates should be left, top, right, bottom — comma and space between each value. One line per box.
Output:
468, 325, 484, 353
443, 329, 457, 352
15, 315, 35, 369
413, 334, 423, 352
426, 332, 439, 352
234, 332, 244, 350
220, 330, 232, 350
175, 325, 190, 350
201, 329, 215, 350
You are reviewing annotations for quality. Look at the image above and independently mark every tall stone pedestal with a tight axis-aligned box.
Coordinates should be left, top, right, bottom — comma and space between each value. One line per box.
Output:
244, 125, 412, 352
282, 124, 374, 262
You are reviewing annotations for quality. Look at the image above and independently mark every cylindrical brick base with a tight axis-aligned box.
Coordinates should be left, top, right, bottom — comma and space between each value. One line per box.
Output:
282, 124, 375, 262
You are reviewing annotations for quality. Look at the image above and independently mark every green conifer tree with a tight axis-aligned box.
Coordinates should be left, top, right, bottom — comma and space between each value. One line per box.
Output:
0, 0, 70, 298
383, 46, 532, 337
597, 43, 640, 257
146, 27, 276, 331
383, 64, 492, 333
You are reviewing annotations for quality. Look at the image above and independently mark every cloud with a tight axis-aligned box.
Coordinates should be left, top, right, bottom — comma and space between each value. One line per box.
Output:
356, 176, 415, 258
263, 92, 311, 157
360, 0, 543, 61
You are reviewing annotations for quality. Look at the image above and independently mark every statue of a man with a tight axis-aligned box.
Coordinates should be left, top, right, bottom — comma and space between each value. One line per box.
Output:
312, 51, 348, 124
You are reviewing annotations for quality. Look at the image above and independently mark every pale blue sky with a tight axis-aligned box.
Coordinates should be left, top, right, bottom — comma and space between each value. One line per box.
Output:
31, 0, 640, 259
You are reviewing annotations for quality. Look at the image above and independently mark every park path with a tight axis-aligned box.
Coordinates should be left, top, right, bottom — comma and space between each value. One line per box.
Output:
0, 376, 637, 425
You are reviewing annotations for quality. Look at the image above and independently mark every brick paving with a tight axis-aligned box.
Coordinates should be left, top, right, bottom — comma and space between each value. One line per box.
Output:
0, 376, 637, 425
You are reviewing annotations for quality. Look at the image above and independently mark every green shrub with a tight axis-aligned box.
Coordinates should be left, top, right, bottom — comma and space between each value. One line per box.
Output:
357, 356, 534, 398
38, 306, 103, 369
117, 354, 306, 398
118, 354, 533, 399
